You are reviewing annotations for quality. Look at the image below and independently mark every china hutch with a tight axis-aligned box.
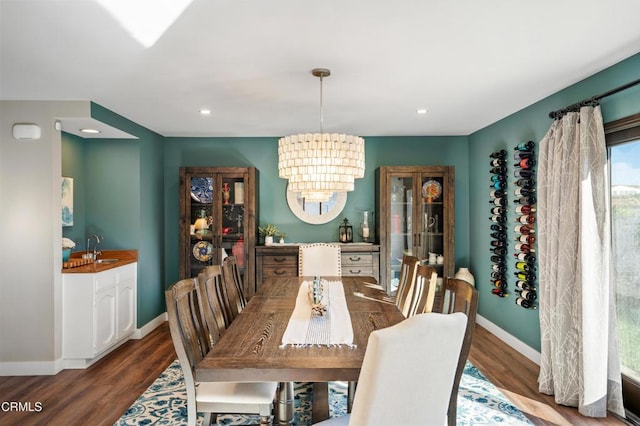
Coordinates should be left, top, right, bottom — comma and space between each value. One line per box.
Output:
179, 167, 257, 297
376, 166, 455, 295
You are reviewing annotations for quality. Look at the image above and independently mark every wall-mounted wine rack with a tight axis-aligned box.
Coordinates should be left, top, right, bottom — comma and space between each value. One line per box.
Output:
489, 150, 508, 298
513, 141, 538, 310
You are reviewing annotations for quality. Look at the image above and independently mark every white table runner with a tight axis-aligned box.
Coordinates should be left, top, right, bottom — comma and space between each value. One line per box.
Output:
280, 279, 355, 348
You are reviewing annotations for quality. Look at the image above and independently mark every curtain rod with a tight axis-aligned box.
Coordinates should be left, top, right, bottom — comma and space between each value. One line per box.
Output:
548, 77, 640, 120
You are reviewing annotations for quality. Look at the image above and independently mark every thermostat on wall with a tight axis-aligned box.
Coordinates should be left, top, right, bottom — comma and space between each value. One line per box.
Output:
12, 123, 41, 140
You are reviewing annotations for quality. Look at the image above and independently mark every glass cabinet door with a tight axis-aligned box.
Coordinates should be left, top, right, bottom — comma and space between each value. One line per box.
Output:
417, 175, 446, 277
220, 175, 247, 281
387, 174, 415, 296
187, 173, 218, 278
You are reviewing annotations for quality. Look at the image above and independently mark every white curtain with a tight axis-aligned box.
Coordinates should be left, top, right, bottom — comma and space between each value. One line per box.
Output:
538, 105, 625, 418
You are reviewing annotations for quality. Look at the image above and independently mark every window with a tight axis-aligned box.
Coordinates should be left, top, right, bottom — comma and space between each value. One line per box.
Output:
606, 112, 640, 419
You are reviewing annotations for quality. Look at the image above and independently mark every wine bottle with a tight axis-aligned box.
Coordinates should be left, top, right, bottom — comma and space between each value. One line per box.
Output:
490, 240, 507, 247
515, 261, 535, 272
490, 270, 505, 279
492, 263, 507, 273
513, 150, 535, 160
515, 289, 537, 301
490, 166, 507, 174
514, 224, 535, 234
515, 205, 536, 214
491, 206, 507, 215
490, 255, 504, 263
490, 231, 507, 240
514, 196, 537, 205
490, 215, 506, 223
490, 224, 505, 232
516, 234, 535, 244
490, 150, 507, 158
516, 215, 536, 224
515, 243, 535, 253
490, 158, 507, 167
491, 181, 505, 190
515, 280, 537, 291
514, 187, 536, 197
515, 297, 537, 309
515, 141, 535, 151
514, 252, 536, 262
491, 247, 507, 256
515, 158, 536, 169
491, 174, 506, 182
489, 189, 505, 198
490, 197, 507, 206
514, 168, 535, 178
514, 178, 536, 187
514, 271, 536, 281
492, 279, 507, 289
492, 288, 508, 297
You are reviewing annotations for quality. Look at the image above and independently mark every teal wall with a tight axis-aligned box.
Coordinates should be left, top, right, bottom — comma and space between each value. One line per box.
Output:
163, 135, 471, 286
468, 52, 640, 351
61, 132, 87, 248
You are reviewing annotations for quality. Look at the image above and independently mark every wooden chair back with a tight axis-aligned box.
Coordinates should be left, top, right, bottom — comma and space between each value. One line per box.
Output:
196, 266, 228, 350
437, 277, 479, 426
394, 255, 420, 316
222, 256, 247, 313
165, 278, 208, 388
403, 264, 437, 317
298, 243, 342, 276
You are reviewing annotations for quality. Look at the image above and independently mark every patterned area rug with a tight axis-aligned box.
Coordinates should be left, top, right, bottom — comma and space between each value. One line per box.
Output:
116, 360, 532, 425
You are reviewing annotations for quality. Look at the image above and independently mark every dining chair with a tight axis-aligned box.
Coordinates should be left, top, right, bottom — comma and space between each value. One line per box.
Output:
394, 255, 420, 316
436, 277, 479, 426
314, 312, 468, 426
196, 266, 228, 350
402, 264, 438, 317
298, 243, 342, 276
166, 278, 278, 426
221, 255, 248, 314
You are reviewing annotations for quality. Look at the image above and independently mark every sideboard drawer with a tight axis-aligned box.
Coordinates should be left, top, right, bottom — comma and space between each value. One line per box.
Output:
262, 255, 297, 268
342, 266, 375, 276
341, 253, 373, 267
262, 263, 297, 278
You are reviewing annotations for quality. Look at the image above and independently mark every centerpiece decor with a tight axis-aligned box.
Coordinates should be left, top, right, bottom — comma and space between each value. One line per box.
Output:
308, 276, 327, 316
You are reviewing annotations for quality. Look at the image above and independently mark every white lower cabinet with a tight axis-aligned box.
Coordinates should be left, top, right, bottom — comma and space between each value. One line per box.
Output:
63, 263, 137, 365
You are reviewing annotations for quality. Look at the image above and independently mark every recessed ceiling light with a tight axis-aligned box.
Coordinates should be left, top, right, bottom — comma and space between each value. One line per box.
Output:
417, 108, 428, 115
80, 128, 101, 134
200, 109, 212, 115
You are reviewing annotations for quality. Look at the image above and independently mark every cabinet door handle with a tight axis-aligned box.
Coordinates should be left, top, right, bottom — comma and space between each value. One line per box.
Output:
349, 269, 362, 274
273, 257, 287, 262
349, 256, 361, 261
273, 269, 286, 275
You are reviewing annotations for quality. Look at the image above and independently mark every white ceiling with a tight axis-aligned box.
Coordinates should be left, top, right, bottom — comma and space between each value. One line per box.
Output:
2, 0, 640, 138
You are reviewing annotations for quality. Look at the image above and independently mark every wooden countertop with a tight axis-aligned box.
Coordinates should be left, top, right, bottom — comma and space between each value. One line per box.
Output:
62, 250, 137, 273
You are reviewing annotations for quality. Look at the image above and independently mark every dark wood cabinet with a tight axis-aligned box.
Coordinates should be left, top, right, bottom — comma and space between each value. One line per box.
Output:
179, 167, 258, 297
256, 244, 380, 289
376, 166, 455, 295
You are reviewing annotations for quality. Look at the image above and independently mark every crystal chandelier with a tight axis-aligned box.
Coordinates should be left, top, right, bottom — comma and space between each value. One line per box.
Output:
278, 68, 365, 203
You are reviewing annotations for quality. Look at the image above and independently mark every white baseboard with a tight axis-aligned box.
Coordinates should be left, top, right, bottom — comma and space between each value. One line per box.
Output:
476, 314, 541, 365
132, 312, 167, 339
0, 312, 168, 376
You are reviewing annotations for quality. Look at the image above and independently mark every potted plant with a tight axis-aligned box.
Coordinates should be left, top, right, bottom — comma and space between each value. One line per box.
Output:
258, 224, 278, 245
276, 232, 287, 244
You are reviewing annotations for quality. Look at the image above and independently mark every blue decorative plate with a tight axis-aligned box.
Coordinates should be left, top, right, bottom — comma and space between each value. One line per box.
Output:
193, 241, 213, 262
190, 177, 213, 203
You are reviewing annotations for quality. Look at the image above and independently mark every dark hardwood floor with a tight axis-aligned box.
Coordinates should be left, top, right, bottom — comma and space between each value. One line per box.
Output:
0, 322, 631, 425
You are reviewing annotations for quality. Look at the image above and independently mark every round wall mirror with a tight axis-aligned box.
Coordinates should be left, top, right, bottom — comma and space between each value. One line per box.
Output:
286, 185, 347, 224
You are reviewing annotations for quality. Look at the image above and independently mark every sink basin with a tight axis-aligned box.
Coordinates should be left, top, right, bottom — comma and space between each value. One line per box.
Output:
96, 258, 119, 264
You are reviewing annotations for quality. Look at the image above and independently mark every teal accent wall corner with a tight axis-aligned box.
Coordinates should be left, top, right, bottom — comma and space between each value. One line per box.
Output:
468, 52, 640, 351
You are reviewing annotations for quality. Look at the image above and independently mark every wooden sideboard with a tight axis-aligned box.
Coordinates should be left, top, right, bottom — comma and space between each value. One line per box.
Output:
255, 244, 380, 291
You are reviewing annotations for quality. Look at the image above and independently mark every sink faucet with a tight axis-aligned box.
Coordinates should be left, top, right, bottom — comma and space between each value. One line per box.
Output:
87, 235, 103, 260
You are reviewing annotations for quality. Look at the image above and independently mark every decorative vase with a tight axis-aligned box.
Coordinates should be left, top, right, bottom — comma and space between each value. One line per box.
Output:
222, 183, 230, 204
232, 237, 244, 267
264, 235, 274, 245
455, 267, 475, 287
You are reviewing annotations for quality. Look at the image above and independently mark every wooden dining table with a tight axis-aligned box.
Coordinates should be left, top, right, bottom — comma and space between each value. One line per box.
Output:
195, 275, 405, 425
